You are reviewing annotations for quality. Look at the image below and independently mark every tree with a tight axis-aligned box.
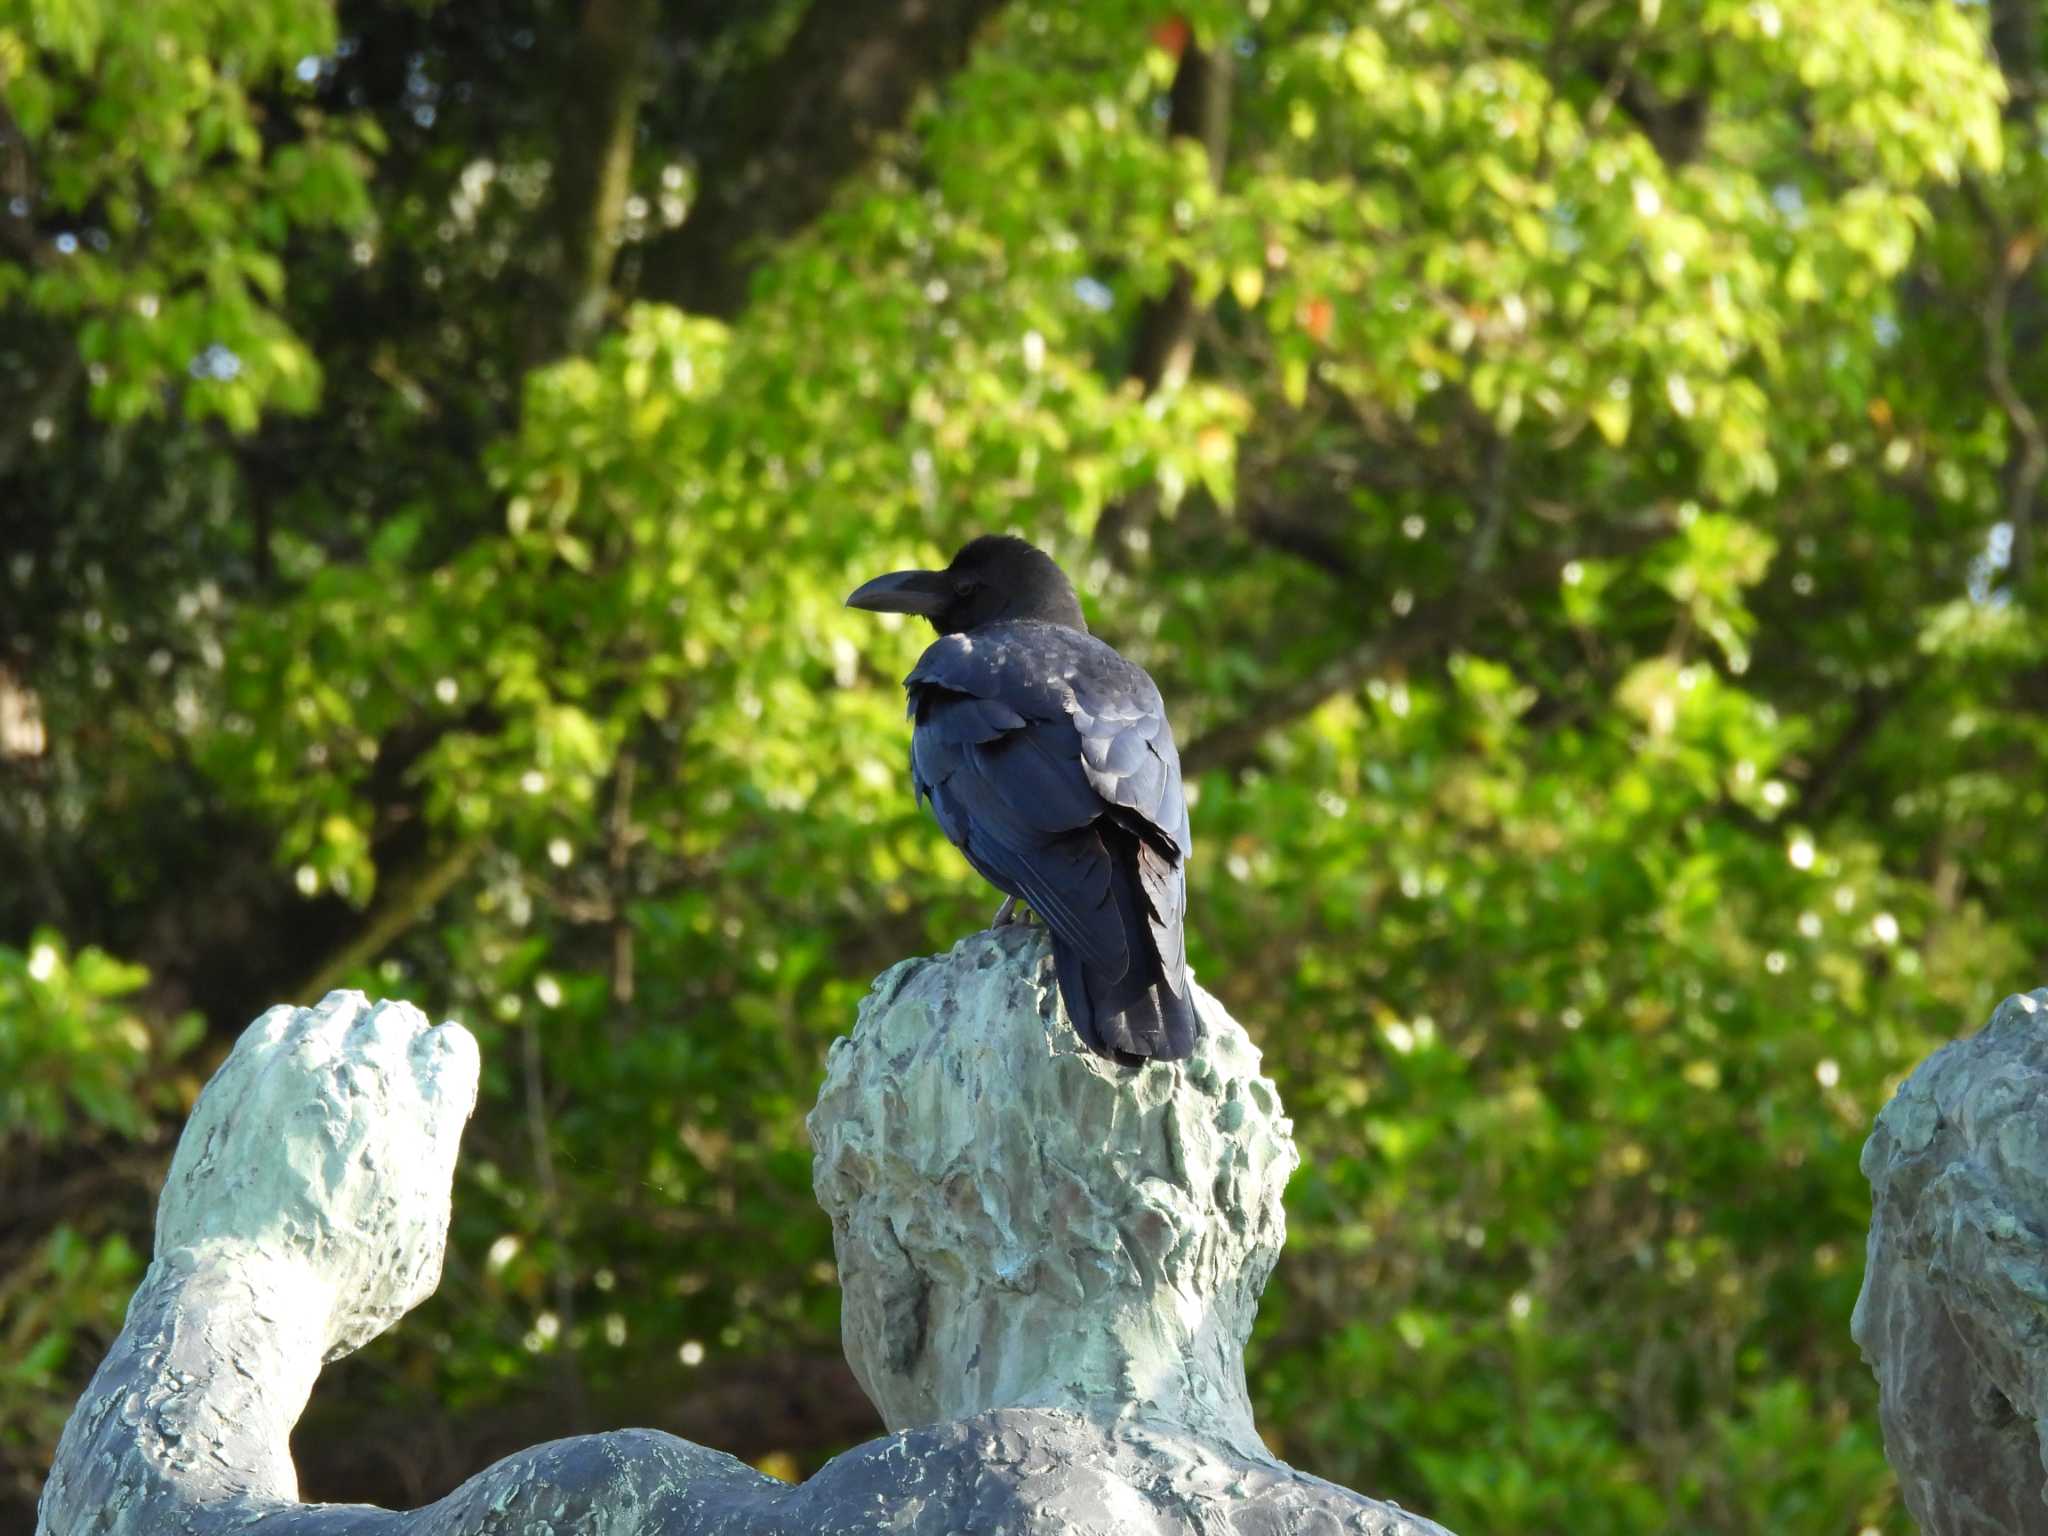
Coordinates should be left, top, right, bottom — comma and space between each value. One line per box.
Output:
2, 1, 2041, 1531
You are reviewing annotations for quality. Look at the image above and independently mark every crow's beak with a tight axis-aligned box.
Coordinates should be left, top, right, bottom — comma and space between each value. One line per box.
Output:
846, 568, 953, 617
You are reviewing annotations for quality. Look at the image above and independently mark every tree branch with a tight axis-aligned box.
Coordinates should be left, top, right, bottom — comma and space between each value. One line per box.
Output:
635, 0, 1011, 318
1784, 678, 1914, 825
0, 86, 44, 267
1576, 33, 1709, 168
0, 350, 78, 482
1181, 515, 1677, 776
1179, 592, 1471, 777
1242, 501, 1364, 583
606, 745, 638, 1019
1963, 175, 2046, 590
543, 0, 659, 358
290, 839, 484, 1005
1097, 30, 1234, 559
1990, 0, 2045, 118
1128, 37, 1232, 395
521, 1011, 591, 1430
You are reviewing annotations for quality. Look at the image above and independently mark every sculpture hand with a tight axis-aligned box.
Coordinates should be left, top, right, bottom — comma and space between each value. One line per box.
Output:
153, 990, 480, 1360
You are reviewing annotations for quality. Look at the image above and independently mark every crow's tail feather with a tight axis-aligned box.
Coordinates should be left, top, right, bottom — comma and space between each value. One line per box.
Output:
1052, 933, 1198, 1063
1094, 972, 1198, 1062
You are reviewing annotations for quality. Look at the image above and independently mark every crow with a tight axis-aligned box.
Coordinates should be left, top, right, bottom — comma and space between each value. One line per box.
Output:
846, 535, 1197, 1062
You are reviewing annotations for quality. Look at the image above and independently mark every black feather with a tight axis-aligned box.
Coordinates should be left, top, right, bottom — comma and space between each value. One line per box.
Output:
904, 617, 1195, 1061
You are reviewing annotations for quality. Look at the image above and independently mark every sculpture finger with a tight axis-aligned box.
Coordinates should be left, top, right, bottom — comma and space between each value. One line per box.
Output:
349, 996, 431, 1082
226, 1002, 301, 1064
410, 1019, 480, 1127
283, 989, 373, 1068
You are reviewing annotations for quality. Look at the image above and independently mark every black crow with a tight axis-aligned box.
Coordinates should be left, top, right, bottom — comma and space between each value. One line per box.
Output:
846, 535, 1197, 1062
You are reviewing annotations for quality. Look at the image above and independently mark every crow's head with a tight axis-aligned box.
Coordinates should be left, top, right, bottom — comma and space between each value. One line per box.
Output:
846, 534, 1088, 634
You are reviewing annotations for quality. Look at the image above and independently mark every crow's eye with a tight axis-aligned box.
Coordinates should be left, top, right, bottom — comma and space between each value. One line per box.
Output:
955, 578, 980, 598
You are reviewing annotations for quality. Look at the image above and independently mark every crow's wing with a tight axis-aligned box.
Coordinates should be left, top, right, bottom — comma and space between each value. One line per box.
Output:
906, 623, 1188, 987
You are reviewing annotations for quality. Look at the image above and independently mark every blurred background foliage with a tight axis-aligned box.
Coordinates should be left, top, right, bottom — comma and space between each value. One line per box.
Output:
1, 0, 2043, 1529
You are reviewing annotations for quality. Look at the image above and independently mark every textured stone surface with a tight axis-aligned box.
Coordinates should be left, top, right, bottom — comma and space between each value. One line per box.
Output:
38, 940, 1456, 1536
811, 924, 1297, 1459
1853, 987, 2048, 1536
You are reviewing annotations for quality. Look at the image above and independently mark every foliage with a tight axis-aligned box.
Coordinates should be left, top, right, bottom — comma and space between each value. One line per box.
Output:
4, 0, 2046, 1531
0, 0, 375, 425
0, 933, 199, 1507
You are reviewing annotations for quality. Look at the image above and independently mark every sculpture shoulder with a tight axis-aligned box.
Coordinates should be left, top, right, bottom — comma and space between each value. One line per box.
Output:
767, 1411, 1453, 1536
